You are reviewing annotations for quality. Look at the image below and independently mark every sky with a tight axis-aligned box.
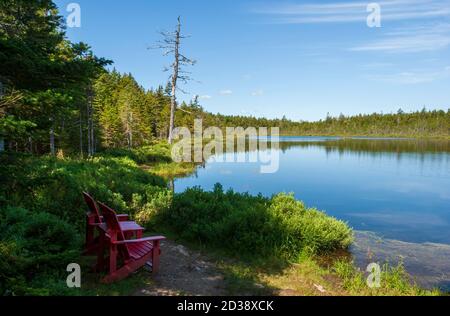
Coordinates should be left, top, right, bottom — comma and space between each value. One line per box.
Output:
54, 0, 450, 121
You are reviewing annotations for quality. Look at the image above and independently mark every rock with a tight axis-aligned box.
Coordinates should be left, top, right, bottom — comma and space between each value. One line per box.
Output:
175, 245, 189, 257
314, 284, 326, 293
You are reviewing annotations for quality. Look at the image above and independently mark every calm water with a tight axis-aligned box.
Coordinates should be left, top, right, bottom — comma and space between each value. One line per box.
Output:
175, 137, 450, 288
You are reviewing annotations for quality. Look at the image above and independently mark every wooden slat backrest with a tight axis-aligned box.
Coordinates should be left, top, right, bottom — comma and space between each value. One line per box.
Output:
98, 202, 131, 261
83, 192, 102, 223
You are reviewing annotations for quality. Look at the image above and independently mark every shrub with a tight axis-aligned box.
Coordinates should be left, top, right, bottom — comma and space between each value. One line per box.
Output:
0, 206, 80, 295
132, 186, 173, 228
154, 184, 353, 261
0, 152, 167, 230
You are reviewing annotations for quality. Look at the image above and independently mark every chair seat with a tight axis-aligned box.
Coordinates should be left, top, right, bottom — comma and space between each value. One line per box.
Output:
128, 242, 154, 260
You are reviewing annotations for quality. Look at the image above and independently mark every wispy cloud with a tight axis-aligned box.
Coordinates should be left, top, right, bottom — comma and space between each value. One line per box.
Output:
219, 89, 233, 95
253, 0, 450, 24
251, 89, 264, 96
350, 23, 450, 52
366, 66, 450, 84
198, 95, 212, 100
362, 62, 394, 68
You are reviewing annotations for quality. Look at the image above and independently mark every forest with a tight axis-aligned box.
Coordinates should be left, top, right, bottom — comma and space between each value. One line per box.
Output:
0, 1, 448, 158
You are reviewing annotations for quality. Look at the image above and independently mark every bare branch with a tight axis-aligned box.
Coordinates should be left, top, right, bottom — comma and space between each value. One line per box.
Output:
178, 107, 193, 114
151, 16, 196, 143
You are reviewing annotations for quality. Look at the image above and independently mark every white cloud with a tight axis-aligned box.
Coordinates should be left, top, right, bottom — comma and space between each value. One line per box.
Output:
251, 89, 264, 96
219, 89, 233, 95
366, 66, 450, 84
253, 0, 450, 24
198, 95, 212, 100
351, 23, 450, 53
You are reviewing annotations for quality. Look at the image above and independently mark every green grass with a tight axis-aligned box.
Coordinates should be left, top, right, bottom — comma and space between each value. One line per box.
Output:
332, 259, 441, 296
142, 161, 196, 179
214, 253, 443, 296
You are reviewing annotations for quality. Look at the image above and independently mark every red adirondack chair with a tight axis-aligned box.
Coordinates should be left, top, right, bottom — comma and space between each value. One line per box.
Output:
98, 202, 166, 284
83, 192, 130, 254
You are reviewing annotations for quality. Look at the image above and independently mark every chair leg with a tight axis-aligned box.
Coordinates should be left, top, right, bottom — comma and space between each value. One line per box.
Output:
109, 244, 117, 274
152, 240, 161, 274
102, 254, 152, 284
96, 231, 106, 272
85, 221, 95, 252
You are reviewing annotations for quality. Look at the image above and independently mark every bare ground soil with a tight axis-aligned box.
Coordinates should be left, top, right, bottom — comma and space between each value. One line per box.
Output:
135, 240, 227, 296
134, 240, 346, 297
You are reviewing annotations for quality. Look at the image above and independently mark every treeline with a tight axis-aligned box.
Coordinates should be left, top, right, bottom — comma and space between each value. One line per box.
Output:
93, 70, 450, 145
91, 71, 450, 143
284, 110, 450, 138
195, 110, 450, 138
1, 1, 448, 160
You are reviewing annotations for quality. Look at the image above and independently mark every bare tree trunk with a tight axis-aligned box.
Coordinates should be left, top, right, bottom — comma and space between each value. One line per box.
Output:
59, 118, 65, 152
91, 114, 95, 154
50, 121, 55, 156
129, 112, 133, 149
153, 17, 195, 144
168, 18, 181, 144
28, 136, 32, 154
86, 87, 95, 156
87, 101, 91, 156
79, 106, 83, 157
0, 81, 4, 152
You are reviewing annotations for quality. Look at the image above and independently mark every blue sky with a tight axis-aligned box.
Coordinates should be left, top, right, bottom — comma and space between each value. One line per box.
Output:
55, 0, 450, 121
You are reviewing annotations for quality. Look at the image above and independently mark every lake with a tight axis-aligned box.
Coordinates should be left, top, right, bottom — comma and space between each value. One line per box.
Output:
174, 137, 450, 289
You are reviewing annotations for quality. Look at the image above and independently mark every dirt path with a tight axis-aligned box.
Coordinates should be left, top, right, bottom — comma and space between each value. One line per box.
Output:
134, 240, 345, 297
136, 240, 227, 296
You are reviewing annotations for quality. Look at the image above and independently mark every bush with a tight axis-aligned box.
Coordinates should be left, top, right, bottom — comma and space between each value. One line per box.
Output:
154, 184, 353, 260
0, 206, 80, 295
0, 152, 167, 230
132, 186, 173, 228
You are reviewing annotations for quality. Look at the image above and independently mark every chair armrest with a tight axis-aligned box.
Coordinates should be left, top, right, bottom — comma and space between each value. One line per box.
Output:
98, 214, 129, 222
117, 214, 129, 221
112, 236, 166, 245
